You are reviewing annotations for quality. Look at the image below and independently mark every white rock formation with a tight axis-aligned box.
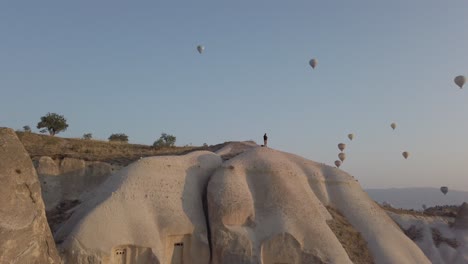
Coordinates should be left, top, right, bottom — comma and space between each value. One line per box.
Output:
207, 147, 430, 264
55, 144, 431, 264
389, 210, 468, 264
36, 156, 120, 210
56, 151, 222, 264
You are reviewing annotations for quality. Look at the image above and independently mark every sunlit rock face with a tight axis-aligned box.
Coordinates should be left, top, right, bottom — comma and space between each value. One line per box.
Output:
36, 156, 120, 210
55, 143, 430, 264
207, 147, 429, 264
0, 128, 61, 264
55, 151, 222, 264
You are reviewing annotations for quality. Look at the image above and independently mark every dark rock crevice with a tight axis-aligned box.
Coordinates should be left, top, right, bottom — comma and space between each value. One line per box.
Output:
24, 183, 36, 204
202, 176, 213, 263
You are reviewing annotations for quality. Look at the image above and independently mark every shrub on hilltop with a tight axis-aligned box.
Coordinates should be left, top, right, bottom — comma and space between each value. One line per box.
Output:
108, 133, 128, 143
82, 133, 93, 140
153, 133, 176, 148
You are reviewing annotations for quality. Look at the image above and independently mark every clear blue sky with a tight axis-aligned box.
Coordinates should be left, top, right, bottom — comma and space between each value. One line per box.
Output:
2, 1, 468, 191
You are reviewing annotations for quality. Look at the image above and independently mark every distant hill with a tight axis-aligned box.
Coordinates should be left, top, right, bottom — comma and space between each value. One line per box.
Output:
366, 187, 468, 210
15, 131, 255, 166
15, 131, 201, 166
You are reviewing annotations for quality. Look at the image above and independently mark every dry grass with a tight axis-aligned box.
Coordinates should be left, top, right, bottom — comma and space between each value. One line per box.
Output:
16, 132, 255, 166
381, 204, 459, 218
380, 205, 426, 217
326, 206, 374, 264
424, 206, 459, 218
16, 132, 203, 166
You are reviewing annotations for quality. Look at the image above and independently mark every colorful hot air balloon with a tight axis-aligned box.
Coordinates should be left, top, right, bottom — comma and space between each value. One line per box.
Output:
334, 160, 342, 168
454, 75, 466, 89
348, 134, 354, 141
338, 143, 346, 152
391, 123, 397, 130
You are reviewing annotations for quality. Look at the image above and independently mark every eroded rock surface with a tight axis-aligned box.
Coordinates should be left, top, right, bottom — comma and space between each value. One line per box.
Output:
207, 147, 429, 264
389, 210, 468, 264
55, 144, 431, 264
0, 128, 61, 264
55, 151, 222, 264
36, 156, 120, 210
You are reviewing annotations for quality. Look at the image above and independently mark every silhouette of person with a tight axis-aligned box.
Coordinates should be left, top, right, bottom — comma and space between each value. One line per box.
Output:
263, 133, 268, 147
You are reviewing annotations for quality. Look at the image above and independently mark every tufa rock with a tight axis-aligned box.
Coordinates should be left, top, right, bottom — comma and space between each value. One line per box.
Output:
0, 128, 61, 264
55, 151, 222, 264
36, 156, 120, 210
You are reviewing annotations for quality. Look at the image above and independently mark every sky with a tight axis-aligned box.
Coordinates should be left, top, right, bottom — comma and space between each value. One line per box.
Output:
1, 0, 468, 191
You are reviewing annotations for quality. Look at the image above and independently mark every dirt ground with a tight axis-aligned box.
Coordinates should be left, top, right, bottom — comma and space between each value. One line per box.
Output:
326, 206, 375, 264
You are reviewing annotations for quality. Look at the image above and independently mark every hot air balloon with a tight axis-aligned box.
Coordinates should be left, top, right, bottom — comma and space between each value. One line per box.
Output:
338, 143, 346, 152
454, 75, 466, 89
440, 186, 448, 195
338, 152, 346, 162
391, 123, 397, 130
348, 134, 354, 141
402, 151, 409, 159
334, 160, 342, 168
197, 45, 204, 54
309, 59, 318, 69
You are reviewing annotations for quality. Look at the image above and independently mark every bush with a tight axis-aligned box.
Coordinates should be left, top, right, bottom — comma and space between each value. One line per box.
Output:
153, 133, 176, 148
82, 133, 93, 140
37, 112, 69, 136
108, 133, 128, 143
403, 225, 424, 241
23, 125, 31, 132
431, 228, 459, 248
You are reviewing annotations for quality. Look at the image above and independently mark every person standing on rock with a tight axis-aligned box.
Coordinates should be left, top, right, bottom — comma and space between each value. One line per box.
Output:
263, 133, 268, 147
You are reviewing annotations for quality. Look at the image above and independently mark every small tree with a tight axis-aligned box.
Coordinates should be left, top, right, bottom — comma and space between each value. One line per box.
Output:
108, 133, 128, 143
153, 133, 176, 148
23, 125, 31, 132
82, 133, 93, 140
36, 112, 69, 136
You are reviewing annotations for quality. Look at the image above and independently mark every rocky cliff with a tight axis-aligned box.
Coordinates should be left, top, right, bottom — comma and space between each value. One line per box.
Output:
0, 128, 61, 264
35, 156, 120, 211
388, 207, 468, 264
55, 145, 431, 264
